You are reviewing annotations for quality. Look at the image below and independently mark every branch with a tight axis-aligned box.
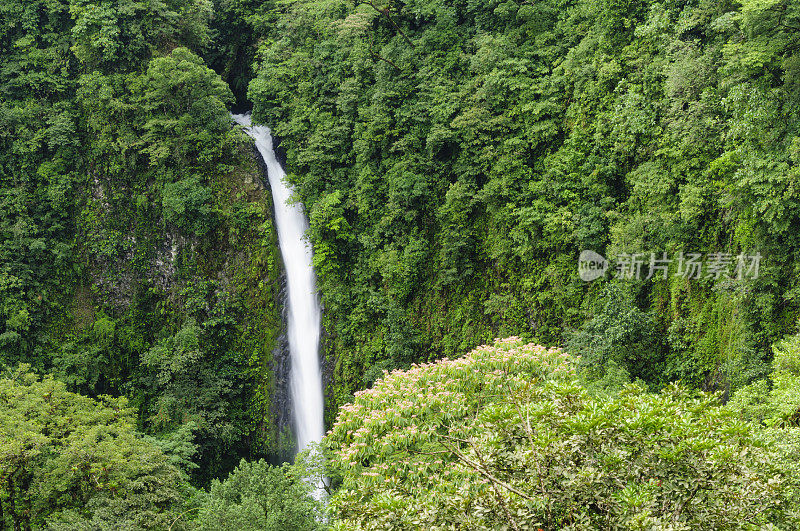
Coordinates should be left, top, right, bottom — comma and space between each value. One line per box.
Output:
359, 0, 414, 47
369, 50, 402, 71
672, 480, 704, 522
367, 35, 402, 71
511, 395, 553, 526
322, 477, 333, 496
439, 435, 535, 502
168, 507, 200, 531
468, 437, 522, 531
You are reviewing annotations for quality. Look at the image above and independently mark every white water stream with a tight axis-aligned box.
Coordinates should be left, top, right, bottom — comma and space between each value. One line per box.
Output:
233, 114, 325, 470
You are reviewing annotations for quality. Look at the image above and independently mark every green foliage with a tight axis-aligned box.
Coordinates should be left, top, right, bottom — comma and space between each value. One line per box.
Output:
326, 339, 795, 529
134, 46, 234, 170
139, 315, 250, 473
566, 282, 658, 386
144, 421, 201, 477
730, 327, 800, 427
0, 366, 184, 529
248, 0, 800, 415
197, 455, 325, 530
162, 176, 214, 235
203, 0, 273, 107
69, 0, 213, 71
11, 0, 800, 525
0, 0, 285, 489
726, 329, 800, 522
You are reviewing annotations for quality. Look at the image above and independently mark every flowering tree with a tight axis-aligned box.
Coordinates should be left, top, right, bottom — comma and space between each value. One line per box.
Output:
325, 338, 794, 529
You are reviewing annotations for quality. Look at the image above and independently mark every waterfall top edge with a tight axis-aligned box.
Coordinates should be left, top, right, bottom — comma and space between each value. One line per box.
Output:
232, 113, 275, 154
232, 113, 252, 127
232, 113, 273, 136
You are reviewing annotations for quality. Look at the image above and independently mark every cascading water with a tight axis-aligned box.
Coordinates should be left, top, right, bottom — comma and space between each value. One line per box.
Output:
233, 114, 325, 472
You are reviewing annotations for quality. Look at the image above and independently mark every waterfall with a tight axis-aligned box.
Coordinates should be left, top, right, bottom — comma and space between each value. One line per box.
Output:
232, 114, 325, 465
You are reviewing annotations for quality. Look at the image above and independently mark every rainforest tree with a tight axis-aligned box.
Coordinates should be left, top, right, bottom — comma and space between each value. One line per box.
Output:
325, 339, 795, 529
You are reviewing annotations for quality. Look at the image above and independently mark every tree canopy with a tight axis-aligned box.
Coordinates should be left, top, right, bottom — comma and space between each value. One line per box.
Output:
0, 366, 184, 529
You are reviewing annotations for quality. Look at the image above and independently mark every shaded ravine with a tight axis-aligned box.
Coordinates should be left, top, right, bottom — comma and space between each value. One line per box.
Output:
233, 114, 325, 466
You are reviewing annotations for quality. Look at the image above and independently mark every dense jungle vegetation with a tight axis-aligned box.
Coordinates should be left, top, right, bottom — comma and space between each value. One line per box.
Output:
0, 0, 288, 500
251, 0, 800, 410
4, 0, 800, 527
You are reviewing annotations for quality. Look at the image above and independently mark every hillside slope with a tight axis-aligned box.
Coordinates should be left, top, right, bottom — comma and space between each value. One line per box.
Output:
246, 0, 800, 415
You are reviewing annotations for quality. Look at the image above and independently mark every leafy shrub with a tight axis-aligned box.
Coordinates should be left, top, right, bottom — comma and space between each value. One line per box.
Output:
729, 329, 800, 427
197, 455, 324, 530
162, 176, 214, 236
566, 283, 659, 386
